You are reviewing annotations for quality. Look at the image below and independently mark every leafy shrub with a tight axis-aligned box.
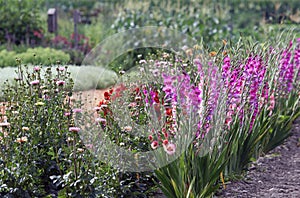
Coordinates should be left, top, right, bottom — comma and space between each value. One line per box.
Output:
0, 44, 29, 53
0, 50, 17, 67
63, 49, 85, 65
0, 63, 122, 197
0, 48, 70, 67
0, 0, 42, 45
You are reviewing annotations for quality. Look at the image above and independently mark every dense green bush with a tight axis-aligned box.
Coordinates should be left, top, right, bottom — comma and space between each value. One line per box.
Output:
0, 48, 70, 67
0, 0, 42, 45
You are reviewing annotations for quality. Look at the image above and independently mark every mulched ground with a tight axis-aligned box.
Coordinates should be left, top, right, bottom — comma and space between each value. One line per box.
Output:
216, 118, 300, 198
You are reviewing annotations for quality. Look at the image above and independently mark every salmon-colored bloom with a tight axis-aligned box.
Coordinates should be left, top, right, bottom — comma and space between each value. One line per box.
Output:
123, 126, 132, 132
163, 139, 169, 145
209, 51, 217, 57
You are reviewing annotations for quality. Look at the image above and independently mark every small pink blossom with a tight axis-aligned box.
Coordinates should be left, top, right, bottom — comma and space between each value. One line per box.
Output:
34, 66, 40, 71
95, 117, 106, 123
58, 67, 65, 71
85, 144, 93, 149
72, 108, 82, 113
163, 143, 176, 155
69, 127, 80, 133
30, 80, 40, 85
128, 102, 137, 108
56, 80, 65, 86
64, 112, 71, 116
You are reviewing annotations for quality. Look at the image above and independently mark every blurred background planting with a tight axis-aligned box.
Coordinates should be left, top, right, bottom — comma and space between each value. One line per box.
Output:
0, 0, 300, 67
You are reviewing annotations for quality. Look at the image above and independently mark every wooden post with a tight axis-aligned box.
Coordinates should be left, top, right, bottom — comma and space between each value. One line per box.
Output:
47, 8, 58, 36
73, 10, 81, 49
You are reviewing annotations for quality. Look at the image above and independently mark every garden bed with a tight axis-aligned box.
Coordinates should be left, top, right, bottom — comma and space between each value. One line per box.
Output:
216, 118, 300, 197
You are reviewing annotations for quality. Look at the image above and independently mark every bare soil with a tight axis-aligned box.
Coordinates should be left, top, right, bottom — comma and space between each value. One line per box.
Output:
216, 119, 300, 198
72, 89, 108, 110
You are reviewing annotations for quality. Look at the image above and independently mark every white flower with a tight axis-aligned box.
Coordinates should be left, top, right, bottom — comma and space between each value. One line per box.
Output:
16, 136, 28, 143
94, 106, 101, 111
22, 127, 29, 131
67, 137, 74, 142
139, 60, 147, 64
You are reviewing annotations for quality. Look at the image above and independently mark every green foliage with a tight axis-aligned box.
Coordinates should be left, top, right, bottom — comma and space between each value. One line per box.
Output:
62, 49, 85, 66
262, 89, 300, 153
0, 64, 117, 197
111, 0, 300, 49
155, 145, 229, 198
0, 48, 70, 67
0, 0, 42, 45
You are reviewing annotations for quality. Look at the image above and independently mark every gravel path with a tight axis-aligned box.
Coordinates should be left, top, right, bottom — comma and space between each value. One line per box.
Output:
216, 119, 300, 198
73, 89, 107, 110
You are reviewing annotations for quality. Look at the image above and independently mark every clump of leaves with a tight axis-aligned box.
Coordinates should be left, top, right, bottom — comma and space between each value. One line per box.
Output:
0, 60, 117, 197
